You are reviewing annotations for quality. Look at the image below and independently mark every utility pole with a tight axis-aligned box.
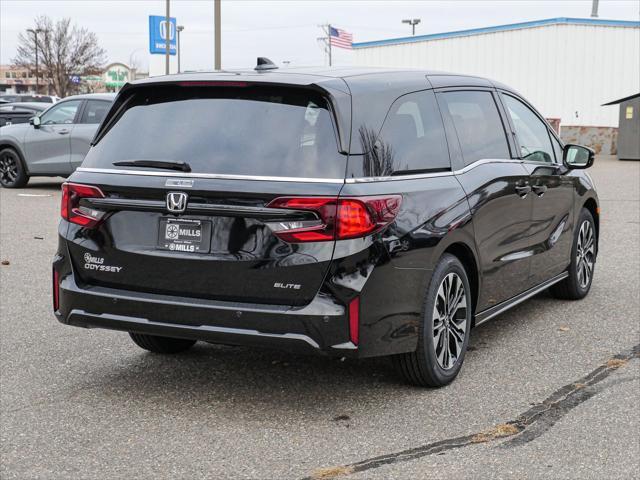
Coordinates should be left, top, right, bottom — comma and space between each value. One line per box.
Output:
27, 28, 42, 94
214, 0, 221, 70
177, 25, 184, 73
591, 0, 599, 17
165, 0, 170, 74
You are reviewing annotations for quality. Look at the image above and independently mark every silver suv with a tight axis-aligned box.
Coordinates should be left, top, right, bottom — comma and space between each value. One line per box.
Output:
0, 93, 114, 188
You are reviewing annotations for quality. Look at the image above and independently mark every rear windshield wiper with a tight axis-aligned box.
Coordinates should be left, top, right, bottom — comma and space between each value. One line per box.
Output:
112, 160, 191, 172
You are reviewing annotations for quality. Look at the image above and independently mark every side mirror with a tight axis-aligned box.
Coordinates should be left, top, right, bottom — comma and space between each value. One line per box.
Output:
30, 116, 41, 128
563, 144, 594, 169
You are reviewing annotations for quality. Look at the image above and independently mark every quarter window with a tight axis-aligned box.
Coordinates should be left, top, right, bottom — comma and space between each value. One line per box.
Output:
439, 91, 510, 166
371, 90, 449, 175
502, 94, 554, 163
40, 100, 82, 125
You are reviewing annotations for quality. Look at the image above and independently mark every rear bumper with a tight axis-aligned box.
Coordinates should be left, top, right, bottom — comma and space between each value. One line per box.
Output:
55, 273, 357, 357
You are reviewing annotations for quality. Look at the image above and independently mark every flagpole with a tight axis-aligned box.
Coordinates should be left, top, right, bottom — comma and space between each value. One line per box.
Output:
328, 24, 332, 66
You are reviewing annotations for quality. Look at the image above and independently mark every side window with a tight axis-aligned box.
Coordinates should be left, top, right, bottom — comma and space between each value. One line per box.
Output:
502, 94, 554, 163
80, 100, 110, 124
373, 90, 449, 175
439, 91, 510, 166
40, 100, 82, 125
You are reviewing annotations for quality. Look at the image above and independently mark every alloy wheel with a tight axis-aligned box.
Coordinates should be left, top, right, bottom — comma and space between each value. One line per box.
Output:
0, 152, 18, 185
576, 220, 595, 289
432, 272, 468, 370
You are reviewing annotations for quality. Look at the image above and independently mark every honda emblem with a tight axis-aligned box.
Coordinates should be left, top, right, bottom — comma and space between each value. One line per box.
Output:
166, 192, 188, 213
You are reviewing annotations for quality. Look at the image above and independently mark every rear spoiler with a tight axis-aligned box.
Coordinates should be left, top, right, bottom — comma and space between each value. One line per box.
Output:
91, 79, 352, 154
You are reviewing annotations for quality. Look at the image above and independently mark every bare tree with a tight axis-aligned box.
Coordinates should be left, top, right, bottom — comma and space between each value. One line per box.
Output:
14, 16, 107, 97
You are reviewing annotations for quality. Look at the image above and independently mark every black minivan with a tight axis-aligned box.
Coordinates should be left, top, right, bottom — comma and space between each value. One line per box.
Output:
53, 66, 599, 387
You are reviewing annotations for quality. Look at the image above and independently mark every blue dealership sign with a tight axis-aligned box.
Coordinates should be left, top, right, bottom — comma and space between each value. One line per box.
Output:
149, 15, 177, 55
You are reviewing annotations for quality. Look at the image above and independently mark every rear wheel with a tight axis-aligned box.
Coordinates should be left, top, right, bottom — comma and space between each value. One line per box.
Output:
551, 208, 596, 300
0, 148, 28, 188
392, 254, 472, 387
129, 333, 196, 354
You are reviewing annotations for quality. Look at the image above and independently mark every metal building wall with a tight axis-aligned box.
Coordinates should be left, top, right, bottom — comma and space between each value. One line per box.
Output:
353, 23, 640, 128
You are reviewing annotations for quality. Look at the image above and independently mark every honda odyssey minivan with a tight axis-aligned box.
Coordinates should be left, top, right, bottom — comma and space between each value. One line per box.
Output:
53, 65, 599, 387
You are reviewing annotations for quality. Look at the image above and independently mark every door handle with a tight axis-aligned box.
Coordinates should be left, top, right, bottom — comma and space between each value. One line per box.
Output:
532, 184, 548, 196
515, 185, 531, 198
57, 129, 70, 135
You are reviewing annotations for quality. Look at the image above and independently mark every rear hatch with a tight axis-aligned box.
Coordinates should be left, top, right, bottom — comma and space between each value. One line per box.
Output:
66, 83, 347, 306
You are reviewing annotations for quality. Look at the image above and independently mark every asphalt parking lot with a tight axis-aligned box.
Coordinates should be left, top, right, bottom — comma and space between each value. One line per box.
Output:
1, 155, 638, 479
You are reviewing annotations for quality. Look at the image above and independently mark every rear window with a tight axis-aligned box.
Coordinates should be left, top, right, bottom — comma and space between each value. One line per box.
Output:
83, 86, 345, 179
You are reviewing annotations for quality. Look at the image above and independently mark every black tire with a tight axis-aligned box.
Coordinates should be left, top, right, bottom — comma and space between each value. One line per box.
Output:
551, 208, 596, 300
0, 148, 29, 188
129, 332, 196, 354
392, 254, 472, 387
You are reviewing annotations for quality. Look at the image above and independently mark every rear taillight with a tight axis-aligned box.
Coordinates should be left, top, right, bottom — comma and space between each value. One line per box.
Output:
61, 182, 105, 228
266, 195, 401, 242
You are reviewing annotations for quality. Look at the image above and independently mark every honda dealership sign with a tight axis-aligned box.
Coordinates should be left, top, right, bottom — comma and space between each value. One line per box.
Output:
148, 15, 177, 55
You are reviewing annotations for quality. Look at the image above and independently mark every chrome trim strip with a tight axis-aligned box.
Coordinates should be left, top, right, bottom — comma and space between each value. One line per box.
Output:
79, 158, 521, 185
76, 167, 346, 184
474, 272, 569, 326
345, 171, 452, 183
344, 159, 521, 183
70, 310, 320, 349
456, 158, 521, 174
331, 341, 358, 350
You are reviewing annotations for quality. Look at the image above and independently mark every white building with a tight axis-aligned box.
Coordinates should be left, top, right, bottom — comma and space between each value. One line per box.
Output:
353, 17, 640, 153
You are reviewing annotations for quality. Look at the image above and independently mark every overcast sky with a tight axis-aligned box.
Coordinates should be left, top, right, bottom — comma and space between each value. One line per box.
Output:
1, 0, 638, 71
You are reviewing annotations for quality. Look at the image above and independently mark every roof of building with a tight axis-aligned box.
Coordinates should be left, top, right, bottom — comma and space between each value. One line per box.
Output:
353, 17, 640, 49
602, 92, 640, 106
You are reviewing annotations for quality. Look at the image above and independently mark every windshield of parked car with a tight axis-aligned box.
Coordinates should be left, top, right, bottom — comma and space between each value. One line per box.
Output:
83, 85, 345, 179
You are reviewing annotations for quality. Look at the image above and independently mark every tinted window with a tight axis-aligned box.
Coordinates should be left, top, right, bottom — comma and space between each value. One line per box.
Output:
84, 87, 344, 179
40, 100, 82, 125
439, 91, 510, 166
81, 100, 110, 124
371, 90, 449, 175
503, 94, 554, 163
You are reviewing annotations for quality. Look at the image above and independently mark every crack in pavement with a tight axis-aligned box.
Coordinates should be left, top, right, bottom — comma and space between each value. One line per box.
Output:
305, 344, 640, 480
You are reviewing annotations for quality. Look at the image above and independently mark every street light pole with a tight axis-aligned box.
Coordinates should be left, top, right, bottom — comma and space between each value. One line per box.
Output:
402, 18, 421, 36
177, 25, 184, 73
165, 0, 171, 74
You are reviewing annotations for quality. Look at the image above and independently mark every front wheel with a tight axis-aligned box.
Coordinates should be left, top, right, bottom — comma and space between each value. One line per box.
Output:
129, 333, 196, 354
551, 208, 596, 300
0, 148, 29, 188
392, 254, 472, 387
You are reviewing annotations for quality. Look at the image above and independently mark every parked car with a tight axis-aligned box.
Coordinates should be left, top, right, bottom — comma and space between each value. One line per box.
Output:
52, 66, 599, 387
0, 93, 59, 103
0, 102, 47, 127
0, 93, 114, 187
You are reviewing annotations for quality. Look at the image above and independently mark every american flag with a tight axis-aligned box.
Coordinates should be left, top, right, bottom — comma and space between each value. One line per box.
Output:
330, 27, 353, 49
